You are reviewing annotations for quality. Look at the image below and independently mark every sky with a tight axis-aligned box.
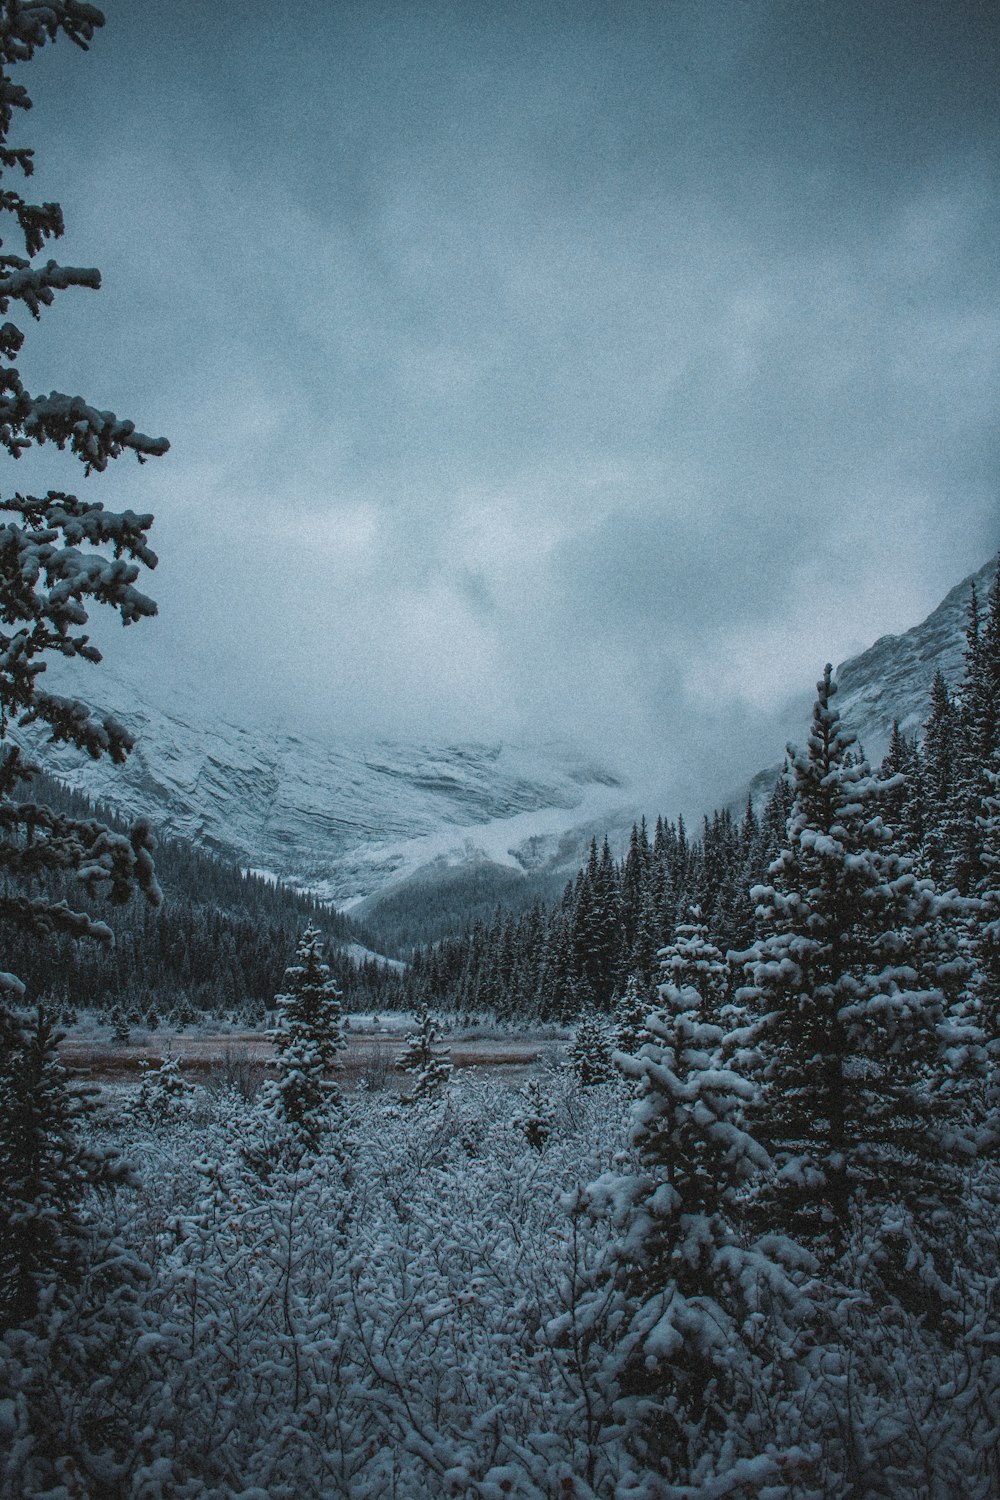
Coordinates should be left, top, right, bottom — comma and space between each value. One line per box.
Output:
10, 0, 1000, 810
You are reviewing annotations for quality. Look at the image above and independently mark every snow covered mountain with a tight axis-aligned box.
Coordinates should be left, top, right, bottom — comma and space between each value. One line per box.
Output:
832, 557, 994, 757
15, 556, 995, 914
16, 661, 632, 906
742, 555, 995, 808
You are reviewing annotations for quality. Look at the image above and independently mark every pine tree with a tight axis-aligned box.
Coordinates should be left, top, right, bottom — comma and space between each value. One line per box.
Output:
133, 1054, 194, 1123
109, 1003, 131, 1046
945, 578, 999, 893
0, 994, 131, 1330
396, 1006, 453, 1101
515, 1075, 553, 1151
976, 755, 1000, 1143
626, 886, 662, 992
921, 670, 961, 885
964, 564, 1000, 1142
613, 972, 653, 1058
620, 821, 650, 961
537, 910, 578, 1021
656, 905, 727, 1021
569, 1007, 615, 1087
264, 927, 346, 1141
0, 2, 166, 1328
879, 719, 922, 854
740, 666, 969, 1252
0, 15, 165, 937
591, 982, 773, 1483
573, 837, 620, 1009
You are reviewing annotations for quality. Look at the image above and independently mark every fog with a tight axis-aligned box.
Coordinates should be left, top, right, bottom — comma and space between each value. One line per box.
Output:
14, 0, 999, 808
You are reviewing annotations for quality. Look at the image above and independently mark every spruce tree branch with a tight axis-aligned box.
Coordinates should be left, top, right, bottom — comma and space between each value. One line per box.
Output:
0, 257, 98, 316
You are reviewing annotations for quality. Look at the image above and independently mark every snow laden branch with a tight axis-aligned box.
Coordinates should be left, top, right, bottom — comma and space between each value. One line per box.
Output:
0, 378, 169, 468
0, 195, 64, 257
0, 2, 104, 77
0, 257, 99, 316
0, 494, 157, 752
0, 0, 165, 966
0, 766, 159, 922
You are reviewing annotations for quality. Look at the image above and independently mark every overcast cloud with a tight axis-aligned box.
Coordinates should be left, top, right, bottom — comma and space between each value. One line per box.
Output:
13, 0, 1000, 808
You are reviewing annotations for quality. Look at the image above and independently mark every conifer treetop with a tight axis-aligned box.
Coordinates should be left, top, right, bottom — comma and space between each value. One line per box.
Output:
740, 663, 974, 1248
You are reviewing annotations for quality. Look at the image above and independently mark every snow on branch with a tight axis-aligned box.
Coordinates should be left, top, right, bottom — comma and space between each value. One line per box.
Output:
18, 690, 134, 760
0, 257, 98, 317
0, 3, 104, 64
0, 381, 169, 469
0, 889, 113, 942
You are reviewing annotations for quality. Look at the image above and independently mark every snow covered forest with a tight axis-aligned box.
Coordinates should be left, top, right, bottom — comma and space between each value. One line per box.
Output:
2, 6, 1000, 1499
6, 588, 1000, 1497
405, 624, 1000, 1027
0, 770, 404, 1025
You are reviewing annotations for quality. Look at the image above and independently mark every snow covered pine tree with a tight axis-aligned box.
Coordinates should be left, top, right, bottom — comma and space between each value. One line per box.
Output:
260, 926, 346, 1147
581, 981, 780, 1492
396, 1006, 453, 1101
569, 1006, 616, 1087
613, 972, 653, 1058
739, 666, 971, 1254
0, 1, 167, 1331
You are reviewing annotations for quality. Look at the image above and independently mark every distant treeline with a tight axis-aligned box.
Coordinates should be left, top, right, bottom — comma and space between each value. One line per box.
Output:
355, 859, 571, 955
404, 792, 790, 1020
0, 772, 406, 1024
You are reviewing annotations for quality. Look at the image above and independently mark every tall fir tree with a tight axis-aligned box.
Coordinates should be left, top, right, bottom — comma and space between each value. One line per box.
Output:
0, 1, 165, 1327
947, 577, 998, 893
920, 668, 960, 885
587, 982, 775, 1485
263, 927, 346, 1145
975, 754, 1000, 1144
879, 719, 922, 855
739, 666, 969, 1252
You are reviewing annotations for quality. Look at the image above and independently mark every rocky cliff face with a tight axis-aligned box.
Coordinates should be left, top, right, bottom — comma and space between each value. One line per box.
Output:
833, 557, 994, 758
740, 557, 995, 812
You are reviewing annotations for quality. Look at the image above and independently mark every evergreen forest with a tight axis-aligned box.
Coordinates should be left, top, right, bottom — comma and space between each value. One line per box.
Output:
0, 770, 406, 1026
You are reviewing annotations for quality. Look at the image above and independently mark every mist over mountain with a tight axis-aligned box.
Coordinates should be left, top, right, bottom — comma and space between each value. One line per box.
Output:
16, 556, 992, 931
19, 659, 633, 906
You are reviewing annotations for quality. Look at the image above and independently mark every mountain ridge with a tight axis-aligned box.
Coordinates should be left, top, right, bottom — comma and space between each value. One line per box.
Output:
739, 555, 995, 812
16, 657, 634, 906
14, 556, 995, 919
832, 555, 995, 754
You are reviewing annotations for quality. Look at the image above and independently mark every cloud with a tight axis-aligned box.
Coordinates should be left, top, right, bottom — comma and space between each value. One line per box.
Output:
11, 0, 999, 813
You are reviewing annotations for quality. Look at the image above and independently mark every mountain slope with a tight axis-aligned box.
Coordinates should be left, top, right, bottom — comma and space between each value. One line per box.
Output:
16, 659, 630, 906
741, 556, 995, 811
833, 557, 994, 756
15, 556, 995, 921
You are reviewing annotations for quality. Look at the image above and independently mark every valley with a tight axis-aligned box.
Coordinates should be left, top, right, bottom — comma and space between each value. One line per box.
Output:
14, 556, 995, 961
2, 4, 997, 1492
